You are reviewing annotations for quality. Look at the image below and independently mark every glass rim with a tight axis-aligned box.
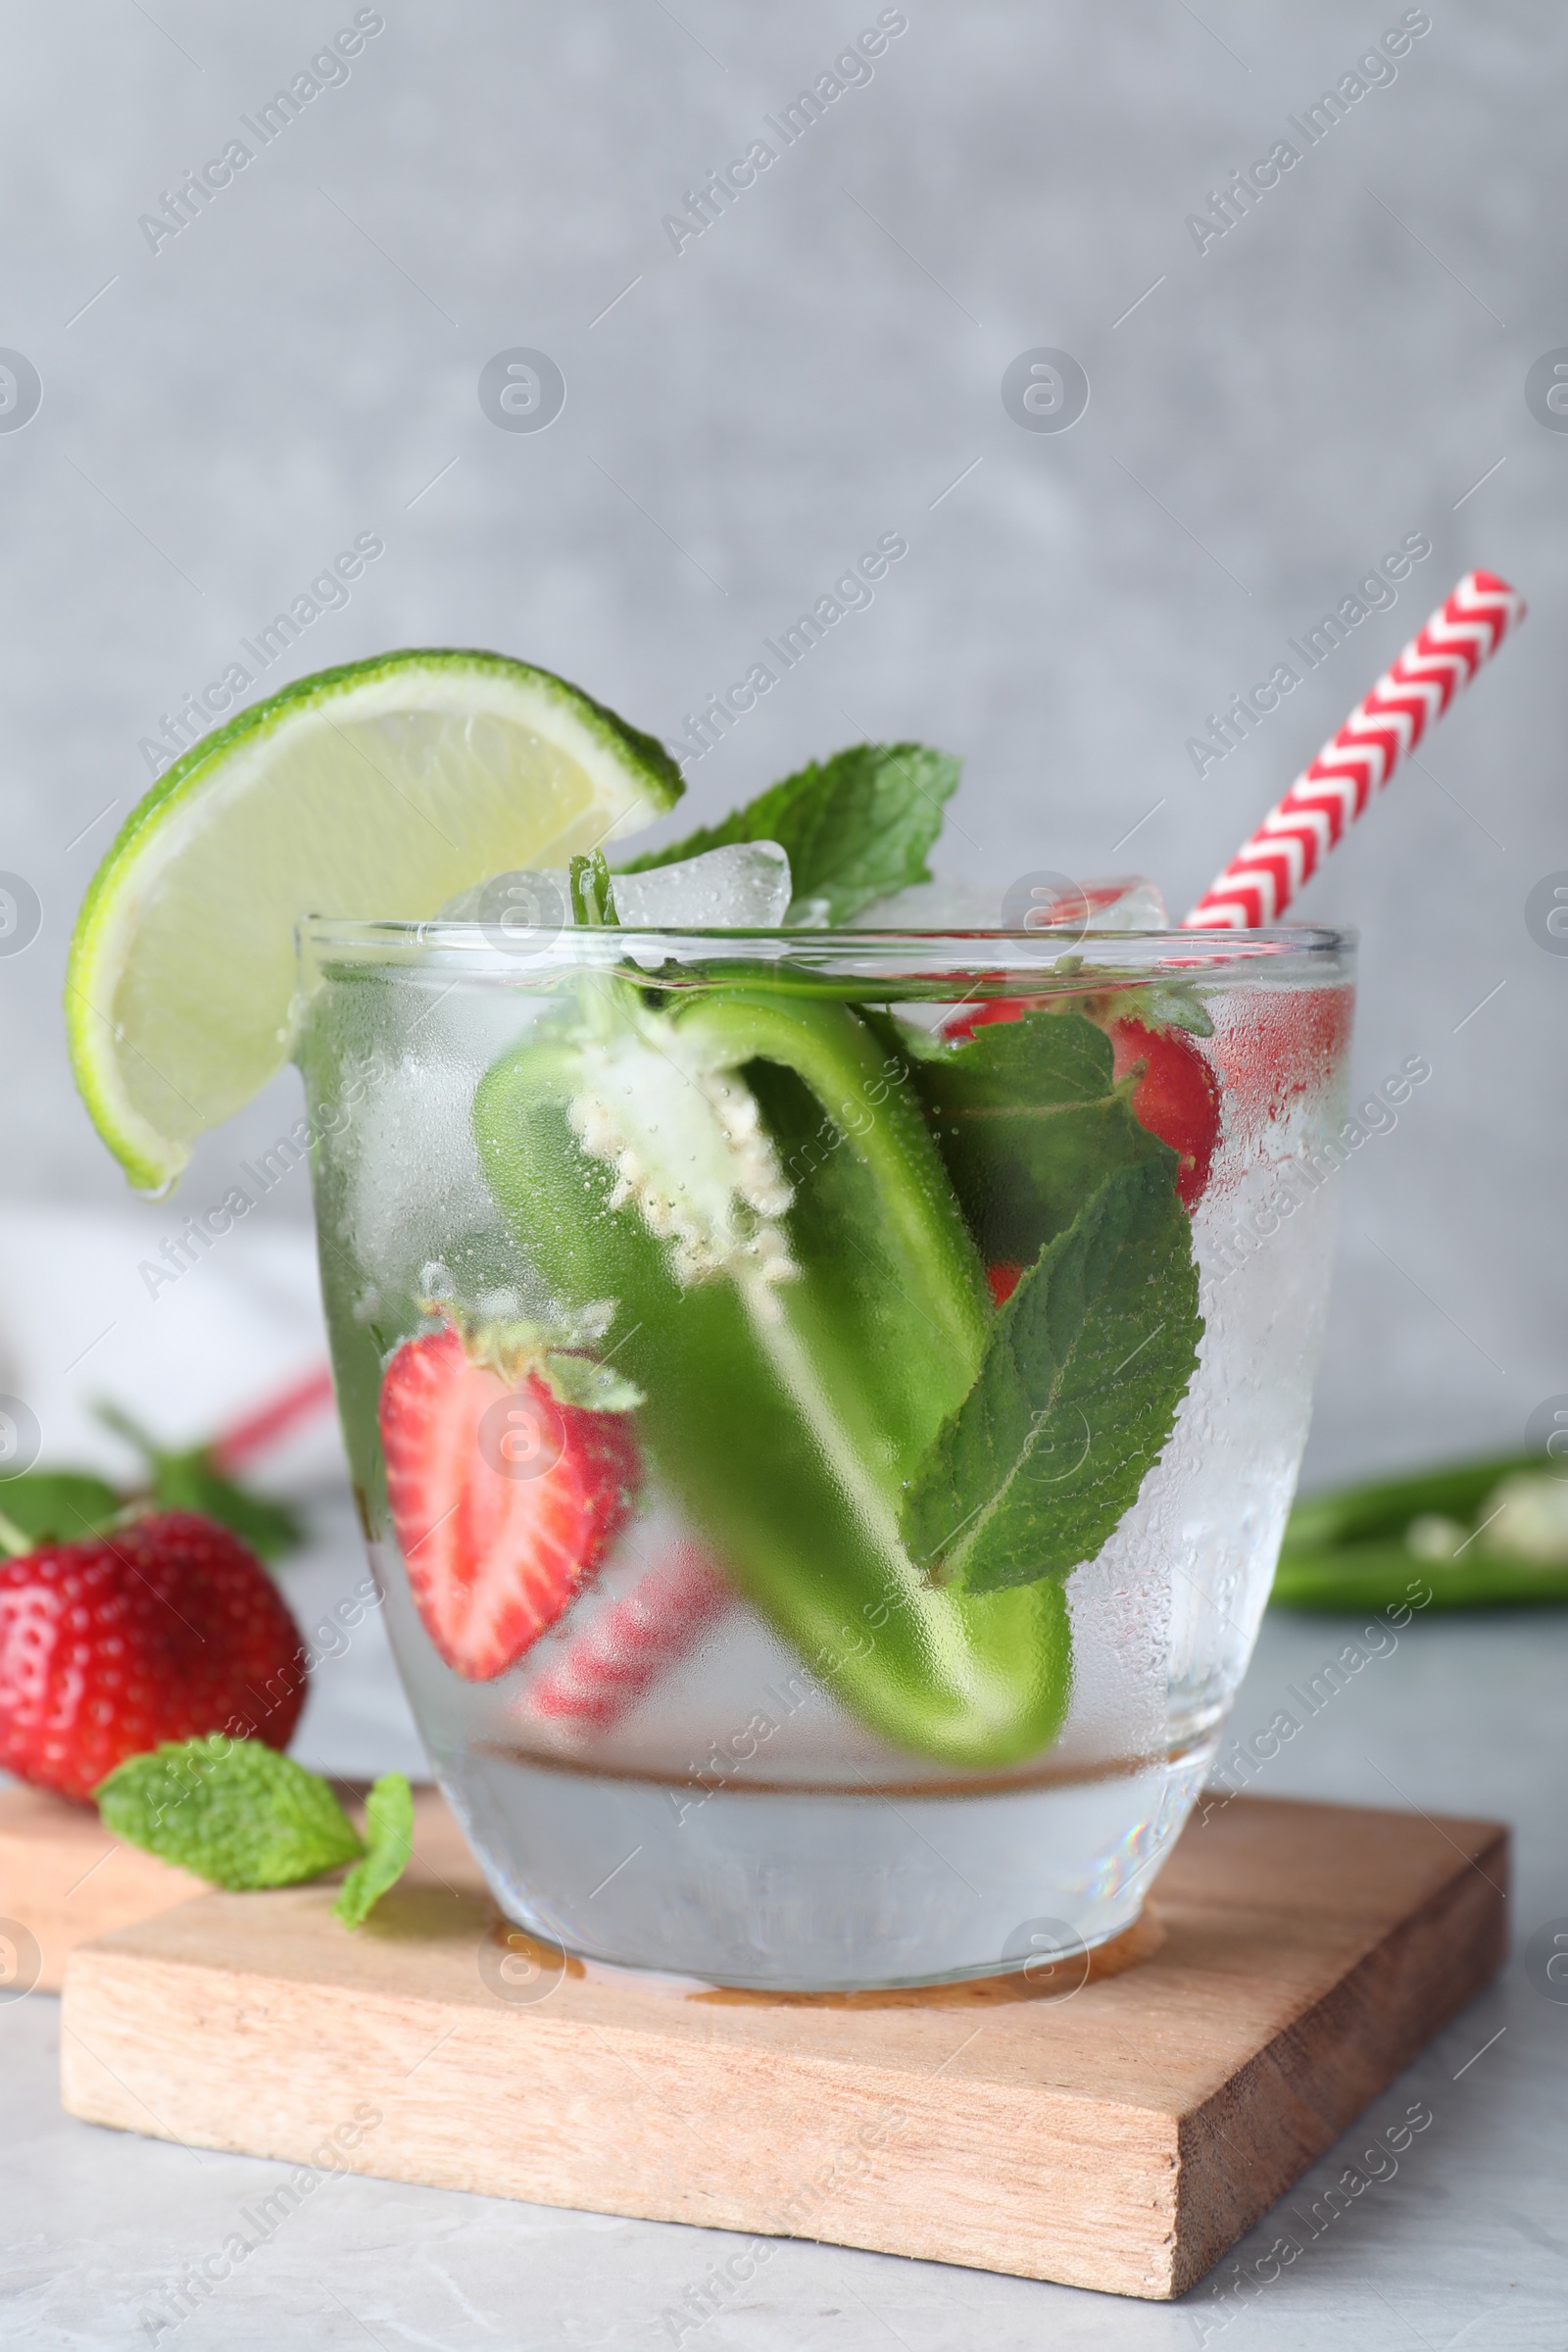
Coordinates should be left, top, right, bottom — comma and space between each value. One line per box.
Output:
298, 916, 1354, 976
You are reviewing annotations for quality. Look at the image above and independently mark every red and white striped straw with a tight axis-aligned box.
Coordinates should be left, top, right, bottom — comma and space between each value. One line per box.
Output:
500, 576, 1531, 1729
523, 1542, 733, 1737
1183, 569, 1526, 930
206, 1363, 336, 1476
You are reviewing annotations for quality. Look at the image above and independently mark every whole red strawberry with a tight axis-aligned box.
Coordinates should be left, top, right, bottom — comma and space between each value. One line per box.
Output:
0, 1512, 308, 1801
379, 1324, 641, 1683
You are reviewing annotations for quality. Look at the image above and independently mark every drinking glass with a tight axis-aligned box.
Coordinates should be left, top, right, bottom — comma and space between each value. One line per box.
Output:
298, 917, 1353, 1990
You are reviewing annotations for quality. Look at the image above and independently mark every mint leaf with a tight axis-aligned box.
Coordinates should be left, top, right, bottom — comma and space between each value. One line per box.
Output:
901, 1157, 1201, 1593
0, 1469, 121, 1545
616, 743, 959, 925
913, 1009, 1176, 1265
96, 1736, 364, 1888
333, 1772, 415, 1928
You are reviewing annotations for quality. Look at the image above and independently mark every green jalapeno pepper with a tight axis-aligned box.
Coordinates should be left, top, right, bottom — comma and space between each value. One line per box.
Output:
473, 977, 1073, 1768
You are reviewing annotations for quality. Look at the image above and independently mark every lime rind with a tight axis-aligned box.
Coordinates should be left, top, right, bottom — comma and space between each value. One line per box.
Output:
67, 649, 683, 1194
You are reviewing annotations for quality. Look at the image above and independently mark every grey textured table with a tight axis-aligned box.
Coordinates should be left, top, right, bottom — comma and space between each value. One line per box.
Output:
5, 1500, 1566, 2351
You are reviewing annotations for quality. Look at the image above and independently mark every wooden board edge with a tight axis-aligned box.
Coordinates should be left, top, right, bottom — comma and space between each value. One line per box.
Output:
52, 1800, 1515, 2304
60, 1940, 1189, 2300
1167, 1821, 1509, 2295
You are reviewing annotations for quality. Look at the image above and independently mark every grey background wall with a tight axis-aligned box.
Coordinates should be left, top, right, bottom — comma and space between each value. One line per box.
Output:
1, 1, 1560, 1486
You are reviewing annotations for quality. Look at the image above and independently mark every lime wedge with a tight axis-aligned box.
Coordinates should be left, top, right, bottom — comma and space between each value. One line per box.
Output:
67, 649, 682, 1193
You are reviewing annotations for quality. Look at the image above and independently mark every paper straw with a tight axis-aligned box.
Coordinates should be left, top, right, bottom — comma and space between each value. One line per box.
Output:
1183, 569, 1526, 929
523, 1543, 733, 1736
206, 1364, 336, 1475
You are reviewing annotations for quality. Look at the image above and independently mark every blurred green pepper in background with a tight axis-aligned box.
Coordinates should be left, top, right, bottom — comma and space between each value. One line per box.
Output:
1272, 1449, 1568, 1611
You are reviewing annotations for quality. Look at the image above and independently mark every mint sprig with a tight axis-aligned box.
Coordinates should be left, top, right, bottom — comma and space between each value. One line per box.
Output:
95, 1737, 413, 1927
96, 1737, 362, 1887
617, 742, 959, 925
901, 1157, 1201, 1593
334, 1773, 415, 1929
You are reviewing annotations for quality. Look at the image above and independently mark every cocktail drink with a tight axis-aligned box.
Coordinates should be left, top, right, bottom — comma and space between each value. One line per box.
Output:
298, 911, 1352, 1988
62, 597, 1527, 1980
61, 642, 1380, 1987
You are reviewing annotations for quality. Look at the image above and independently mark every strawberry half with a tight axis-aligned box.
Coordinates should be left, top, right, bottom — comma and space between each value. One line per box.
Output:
0, 1511, 308, 1802
379, 1325, 640, 1683
1106, 1017, 1221, 1210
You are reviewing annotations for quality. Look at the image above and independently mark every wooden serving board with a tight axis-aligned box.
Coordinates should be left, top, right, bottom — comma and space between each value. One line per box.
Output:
0, 1779, 475, 1991
1, 1780, 211, 1990
39, 1788, 1506, 2300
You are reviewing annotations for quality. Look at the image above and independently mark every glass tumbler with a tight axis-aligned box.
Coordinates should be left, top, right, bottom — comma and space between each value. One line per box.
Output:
298, 918, 1353, 1990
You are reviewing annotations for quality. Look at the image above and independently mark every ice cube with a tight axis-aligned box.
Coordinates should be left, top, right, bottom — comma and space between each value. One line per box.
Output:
440, 842, 792, 932
851, 875, 1168, 932
616, 841, 792, 927
1078, 878, 1167, 932
346, 1052, 516, 1298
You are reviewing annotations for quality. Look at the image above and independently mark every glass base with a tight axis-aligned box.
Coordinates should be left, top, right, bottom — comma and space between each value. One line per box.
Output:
439, 1734, 1215, 1992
